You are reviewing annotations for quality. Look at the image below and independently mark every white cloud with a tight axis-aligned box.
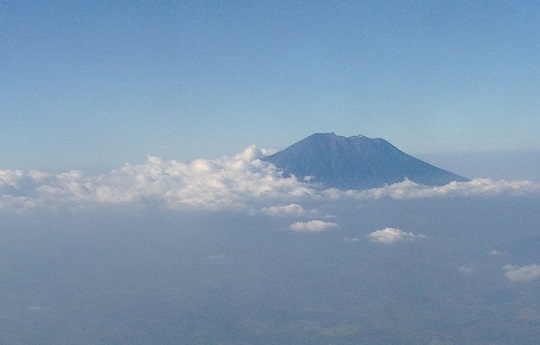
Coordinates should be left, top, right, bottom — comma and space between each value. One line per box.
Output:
260, 148, 278, 156
343, 237, 360, 243
489, 249, 507, 256
502, 264, 540, 282
252, 203, 319, 217
2, 146, 540, 214
368, 227, 425, 244
322, 178, 540, 201
259, 203, 306, 216
290, 220, 338, 233
0, 146, 316, 212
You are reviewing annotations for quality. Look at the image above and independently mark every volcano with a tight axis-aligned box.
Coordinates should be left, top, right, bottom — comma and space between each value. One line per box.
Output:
263, 133, 468, 190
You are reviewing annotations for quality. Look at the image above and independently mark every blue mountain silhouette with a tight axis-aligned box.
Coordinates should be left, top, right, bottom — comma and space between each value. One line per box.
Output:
263, 133, 468, 190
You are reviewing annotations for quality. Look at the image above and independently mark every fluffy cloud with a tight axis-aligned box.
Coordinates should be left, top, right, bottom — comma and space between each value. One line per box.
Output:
289, 220, 338, 233
0, 169, 93, 211
0, 147, 315, 212
502, 264, 540, 282
368, 227, 425, 244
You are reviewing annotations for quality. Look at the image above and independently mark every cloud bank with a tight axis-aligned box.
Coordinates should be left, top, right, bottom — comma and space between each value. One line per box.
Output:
2, 146, 540, 213
0, 147, 314, 212
368, 227, 425, 244
322, 178, 540, 201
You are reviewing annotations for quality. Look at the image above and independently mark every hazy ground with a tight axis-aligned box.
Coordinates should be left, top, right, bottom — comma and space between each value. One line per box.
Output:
1, 195, 538, 344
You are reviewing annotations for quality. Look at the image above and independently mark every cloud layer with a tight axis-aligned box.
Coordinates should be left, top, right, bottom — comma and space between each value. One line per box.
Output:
0, 147, 314, 212
2, 146, 540, 213
322, 178, 540, 200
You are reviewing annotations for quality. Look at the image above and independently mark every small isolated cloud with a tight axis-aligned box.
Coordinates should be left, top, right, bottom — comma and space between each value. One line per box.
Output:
368, 227, 425, 244
502, 264, 540, 282
343, 237, 360, 243
260, 148, 278, 156
207, 253, 226, 260
256, 203, 309, 217
290, 220, 338, 233
459, 263, 478, 275
489, 249, 507, 256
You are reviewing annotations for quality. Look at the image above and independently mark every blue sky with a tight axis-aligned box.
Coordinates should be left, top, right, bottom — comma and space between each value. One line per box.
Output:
2, 1, 539, 172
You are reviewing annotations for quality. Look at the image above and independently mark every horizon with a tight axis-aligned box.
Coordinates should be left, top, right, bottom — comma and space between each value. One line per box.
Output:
2, 131, 538, 182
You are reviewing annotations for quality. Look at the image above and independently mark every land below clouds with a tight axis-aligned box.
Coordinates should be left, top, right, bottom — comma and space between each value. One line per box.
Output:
1, 195, 539, 344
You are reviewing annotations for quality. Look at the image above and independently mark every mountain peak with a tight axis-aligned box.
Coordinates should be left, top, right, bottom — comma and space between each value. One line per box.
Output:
263, 133, 468, 190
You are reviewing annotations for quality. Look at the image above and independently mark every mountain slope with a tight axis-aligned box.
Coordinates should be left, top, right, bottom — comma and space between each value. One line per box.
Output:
263, 133, 468, 190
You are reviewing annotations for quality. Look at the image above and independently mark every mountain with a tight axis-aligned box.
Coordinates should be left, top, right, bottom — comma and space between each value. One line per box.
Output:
263, 133, 469, 190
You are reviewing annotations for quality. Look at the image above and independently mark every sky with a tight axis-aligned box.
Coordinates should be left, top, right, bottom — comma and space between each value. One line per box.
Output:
2, 1, 540, 173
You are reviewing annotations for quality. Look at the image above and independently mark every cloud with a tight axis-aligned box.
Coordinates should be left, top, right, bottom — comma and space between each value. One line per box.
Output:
322, 178, 540, 201
96, 147, 316, 210
207, 253, 226, 260
0, 146, 316, 212
502, 264, 540, 282
368, 227, 425, 244
0, 169, 93, 211
255, 203, 306, 216
343, 237, 360, 243
2, 146, 540, 214
459, 263, 478, 275
488, 249, 507, 256
290, 220, 338, 233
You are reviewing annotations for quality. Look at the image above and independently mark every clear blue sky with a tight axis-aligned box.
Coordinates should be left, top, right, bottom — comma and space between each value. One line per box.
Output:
2, 1, 539, 173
